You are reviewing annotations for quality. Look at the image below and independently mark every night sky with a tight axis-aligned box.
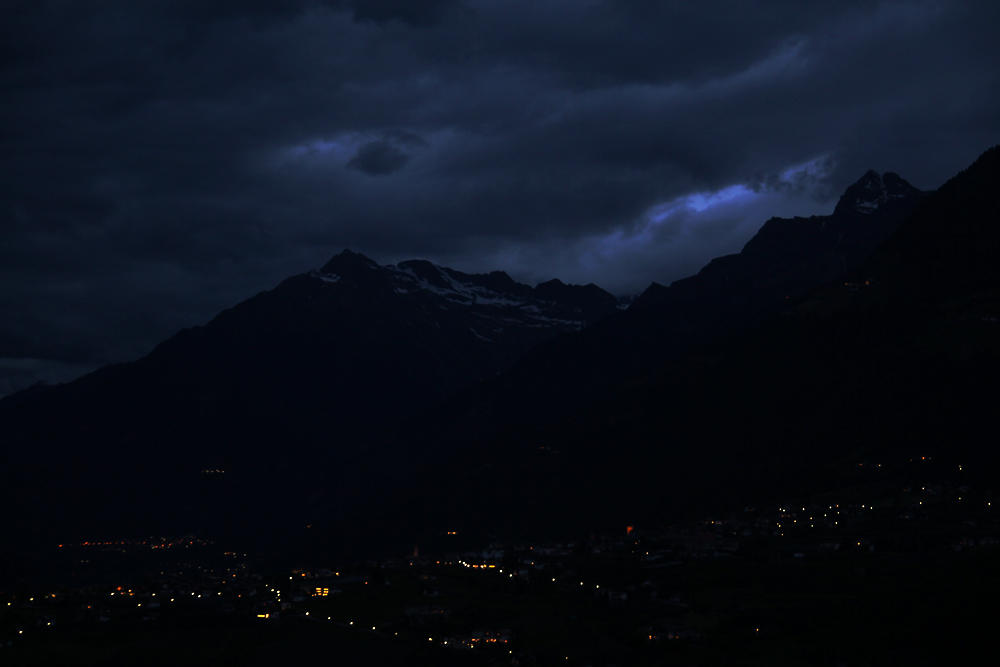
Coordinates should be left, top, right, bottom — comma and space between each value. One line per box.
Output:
2, 0, 998, 396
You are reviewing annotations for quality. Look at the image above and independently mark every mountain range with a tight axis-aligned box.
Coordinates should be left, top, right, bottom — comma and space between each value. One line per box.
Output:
3, 148, 998, 566
321, 148, 997, 556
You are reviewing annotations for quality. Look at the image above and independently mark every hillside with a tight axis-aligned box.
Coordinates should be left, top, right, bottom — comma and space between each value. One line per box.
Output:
0, 253, 620, 546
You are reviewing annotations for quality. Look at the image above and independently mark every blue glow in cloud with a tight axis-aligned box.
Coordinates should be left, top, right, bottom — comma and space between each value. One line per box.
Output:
654, 183, 757, 217
463, 155, 836, 296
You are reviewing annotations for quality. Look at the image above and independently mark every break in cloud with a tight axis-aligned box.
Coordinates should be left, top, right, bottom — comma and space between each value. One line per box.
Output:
1, 0, 999, 393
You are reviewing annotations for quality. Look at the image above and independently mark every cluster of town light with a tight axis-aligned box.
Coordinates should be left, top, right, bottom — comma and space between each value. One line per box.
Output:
63, 537, 205, 550
458, 560, 497, 569
14, 472, 985, 647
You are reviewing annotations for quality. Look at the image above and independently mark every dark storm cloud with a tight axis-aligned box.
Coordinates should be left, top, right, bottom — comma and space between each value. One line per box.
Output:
346, 131, 428, 174
347, 141, 410, 174
160, 0, 463, 26
341, 0, 463, 26
1, 0, 999, 394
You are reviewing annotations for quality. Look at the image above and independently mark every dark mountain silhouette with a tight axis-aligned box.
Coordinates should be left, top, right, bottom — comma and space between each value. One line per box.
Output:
307, 150, 998, 557
4, 149, 996, 564
0, 253, 619, 545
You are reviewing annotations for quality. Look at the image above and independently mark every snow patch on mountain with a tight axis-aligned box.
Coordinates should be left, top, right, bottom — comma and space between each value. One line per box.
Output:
386, 263, 531, 308
309, 250, 620, 340
470, 328, 493, 342
839, 170, 923, 215
308, 270, 341, 283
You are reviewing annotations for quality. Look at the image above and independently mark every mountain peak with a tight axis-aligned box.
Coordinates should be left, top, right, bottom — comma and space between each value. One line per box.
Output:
863, 144, 1000, 292
858, 169, 882, 187
833, 170, 922, 216
319, 249, 381, 274
306, 251, 620, 327
882, 171, 923, 199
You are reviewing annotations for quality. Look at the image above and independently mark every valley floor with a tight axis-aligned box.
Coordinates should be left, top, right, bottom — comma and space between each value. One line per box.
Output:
3, 458, 997, 667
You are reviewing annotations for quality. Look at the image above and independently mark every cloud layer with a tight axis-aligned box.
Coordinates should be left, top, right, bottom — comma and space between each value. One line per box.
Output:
1, 0, 998, 393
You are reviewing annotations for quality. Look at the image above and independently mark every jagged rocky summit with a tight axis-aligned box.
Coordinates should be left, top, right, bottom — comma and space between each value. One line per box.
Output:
833, 170, 924, 216
634, 169, 926, 310
308, 249, 621, 336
